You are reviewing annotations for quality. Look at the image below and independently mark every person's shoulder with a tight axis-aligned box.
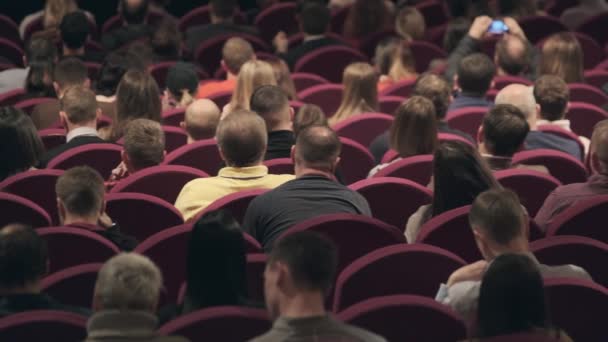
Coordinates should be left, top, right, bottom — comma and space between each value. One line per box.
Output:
265, 174, 296, 184
333, 319, 388, 342
540, 263, 593, 281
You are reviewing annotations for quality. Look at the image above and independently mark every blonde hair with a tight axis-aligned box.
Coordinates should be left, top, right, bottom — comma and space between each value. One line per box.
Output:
330, 63, 378, 126
375, 38, 417, 82
228, 60, 277, 111
44, 0, 78, 29
540, 33, 584, 84
395, 7, 426, 41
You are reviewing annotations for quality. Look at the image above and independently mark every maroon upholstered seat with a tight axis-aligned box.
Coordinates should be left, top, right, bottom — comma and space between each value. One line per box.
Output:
566, 102, 608, 139
245, 254, 267, 303
14, 97, 55, 115
584, 70, 608, 89
162, 108, 186, 127
254, 3, 299, 42
163, 139, 222, 176
194, 189, 268, 224
519, 15, 568, 44
291, 73, 329, 93
574, 33, 605, 69
263, 158, 294, 175
0, 15, 21, 46
546, 195, 608, 243
38, 129, 66, 151
374, 154, 434, 186
576, 12, 608, 47
333, 113, 393, 147
379, 79, 417, 98
207, 90, 233, 110
408, 40, 447, 73
512, 149, 588, 185
446, 107, 488, 139
0, 193, 51, 228
294, 46, 367, 83
178, 5, 246, 32
0, 38, 24, 66
378, 96, 405, 115
339, 137, 375, 185
47, 143, 122, 180
493, 75, 533, 90
494, 169, 562, 217
0, 311, 87, 341
568, 83, 608, 108
297, 84, 343, 116
40, 263, 102, 308
0, 88, 25, 106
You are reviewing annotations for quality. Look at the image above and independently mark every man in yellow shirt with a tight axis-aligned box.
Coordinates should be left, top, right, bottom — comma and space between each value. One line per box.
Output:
175, 110, 294, 222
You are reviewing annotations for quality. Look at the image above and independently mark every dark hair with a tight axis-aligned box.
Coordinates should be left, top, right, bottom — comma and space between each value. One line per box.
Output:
151, 18, 181, 61
477, 253, 549, 338
390, 96, 438, 158
55, 166, 105, 218
60, 11, 89, 50
0, 107, 44, 181
497, 0, 537, 17
96, 52, 131, 97
24, 61, 56, 99
270, 231, 337, 295
443, 17, 471, 54
343, 0, 391, 39
210, 0, 236, 20
60, 85, 98, 124
496, 35, 531, 76
216, 110, 267, 167
483, 104, 529, 157
0, 224, 48, 290
412, 73, 451, 120
294, 104, 327, 137
183, 210, 247, 312
431, 141, 499, 217
300, 2, 331, 35
121, 0, 150, 25
25, 37, 57, 64
295, 125, 341, 172
534, 75, 569, 122
469, 188, 526, 245
458, 53, 496, 96
250, 85, 290, 129
53, 57, 88, 89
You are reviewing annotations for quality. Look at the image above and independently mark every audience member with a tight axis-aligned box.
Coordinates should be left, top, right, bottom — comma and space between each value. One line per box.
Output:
0, 224, 90, 318
374, 38, 417, 93
405, 141, 499, 243
56, 166, 138, 251
369, 73, 473, 163
102, 0, 153, 51
95, 52, 131, 120
59, 11, 104, 63
163, 62, 198, 111
535, 120, 608, 230
0, 38, 57, 96
539, 33, 584, 84
293, 104, 327, 137
250, 232, 386, 342
267, 59, 297, 101
181, 99, 220, 144
30, 57, 89, 130
38, 86, 107, 167
561, 0, 608, 30
473, 253, 573, 341
395, 6, 426, 41
443, 17, 471, 55
495, 84, 582, 160
496, 0, 539, 18
369, 96, 438, 176
494, 34, 532, 77
250, 85, 296, 160
151, 19, 182, 62
159, 210, 248, 323
329, 63, 378, 126
19, 0, 90, 39
437, 188, 590, 322
85, 253, 189, 341
0, 107, 44, 182
196, 38, 255, 99
343, 0, 393, 40
449, 53, 495, 112
175, 111, 294, 222
223, 60, 277, 117
274, 2, 343, 69
243, 126, 371, 251
23, 61, 56, 101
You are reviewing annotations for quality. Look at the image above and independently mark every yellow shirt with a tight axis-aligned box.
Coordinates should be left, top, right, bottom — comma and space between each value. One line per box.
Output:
175, 165, 295, 223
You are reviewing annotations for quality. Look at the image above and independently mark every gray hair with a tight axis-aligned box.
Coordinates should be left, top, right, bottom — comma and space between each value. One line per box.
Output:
94, 253, 163, 312
495, 84, 537, 121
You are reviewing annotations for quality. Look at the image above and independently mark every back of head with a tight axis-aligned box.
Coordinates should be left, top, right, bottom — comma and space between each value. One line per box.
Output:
25, 37, 58, 64
115, 70, 162, 139
496, 34, 531, 76
151, 19, 181, 60
395, 6, 426, 41
222, 38, 255, 75
121, 0, 150, 25
469, 188, 526, 246
494, 84, 537, 122
0, 107, 44, 181
432, 141, 498, 216
184, 99, 221, 141
60, 11, 89, 50
540, 32, 584, 84
533, 75, 569, 122
43, 0, 78, 29
185, 210, 246, 310
482, 104, 529, 157
94, 253, 162, 312
412, 73, 451, 120
295, 125, 341, 172
344, 0, 390, 38
477, 253, 547, 338
300, 2, 331, 36
96, 52, 131, 97
53, 57, 88, 91
591, 120, 608, 174
216, 110, 268, 167
294, 104, 327, 138
458, 53, 496, 95
166, 62, 198, 107
210, 0, 236, 21
374, 38, 416, 78
0, 224, 47, 292
123, 119, 165, 170
60, 85, 98, 125
390, 96, 438, 158
231, 60, 277, 111
332, 62, 378, 123
250, 85, 290, 131
55, 166, 105, 219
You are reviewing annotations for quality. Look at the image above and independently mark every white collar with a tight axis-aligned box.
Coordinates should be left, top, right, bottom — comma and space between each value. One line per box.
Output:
66, 126, 99, 143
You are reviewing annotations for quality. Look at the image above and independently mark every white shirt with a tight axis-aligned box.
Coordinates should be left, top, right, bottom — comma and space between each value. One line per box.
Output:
66, 126, 99, 143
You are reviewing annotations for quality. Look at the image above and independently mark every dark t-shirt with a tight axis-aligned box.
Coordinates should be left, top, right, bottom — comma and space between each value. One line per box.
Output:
265, 130, 295, 161
0, 294, 90, 318
243, 175, 372, 252
526, 131, 582, 161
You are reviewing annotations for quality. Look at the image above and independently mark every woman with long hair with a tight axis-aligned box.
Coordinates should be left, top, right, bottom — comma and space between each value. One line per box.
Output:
329, 63, 379, 126
540, 32, 584, 84
404, 140, 500, 242
0, 107, 45, 181
375, 38, 418, 92
223, 60, 277, 118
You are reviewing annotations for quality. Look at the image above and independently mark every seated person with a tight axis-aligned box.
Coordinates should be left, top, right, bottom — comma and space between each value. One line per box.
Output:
293, 104, 327, 137
448, 53, 495, 112
59, 11, 104, 63
174, 111, 294, 223
181, 99, 221, 144
243, 126, 371, 252
395, 6, 426, 41
0, 224, 90, 317
0, 107, 44, 182
0, 38, 57, 95
102, 0, 153, 51
561, 0, 608, 30
163, 62, 198, 111
250, 232, 386, 342
250, 85, 295, 160
437, 189, 591, 322
39, 86, 107, 168
374, 38, 418, 93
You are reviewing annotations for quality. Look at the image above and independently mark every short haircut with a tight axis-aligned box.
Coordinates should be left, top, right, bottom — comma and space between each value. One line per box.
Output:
25, 37, 57, 63
458, 53, 496, 95
295, 125, 341, 171
53, 57, 88, 89
496, 35, 531, 76
293, 104, 327, 137
0, 224, 48, 290
270, 231, 337, 294
123, 119, 165, 170
533, 75, 569, 122
222, 38, 255, 74
469, 189, 526, 245
184, 99, 221, 141
55, 166, 105, 218
411, 73, 451, 120
60, 11, 90, 50
60, 86, 98, 124
210, 0, 236, 19
300, 3, 331, 36
250, 85, 290, 130
483, 104, 529, 157
216, 110, 268, 167
94, 253, 162, 311
495, 84, 537, 121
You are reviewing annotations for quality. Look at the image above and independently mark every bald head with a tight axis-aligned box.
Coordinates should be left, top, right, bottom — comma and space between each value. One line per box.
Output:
495, 34, 530, 76
295, 126, 341, 174
591, 120, 608, 173
495, 84, 538, 125
183, 99, 221, 142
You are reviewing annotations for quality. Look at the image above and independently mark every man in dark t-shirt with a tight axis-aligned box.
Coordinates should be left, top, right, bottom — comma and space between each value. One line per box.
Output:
243, 126, 371, 252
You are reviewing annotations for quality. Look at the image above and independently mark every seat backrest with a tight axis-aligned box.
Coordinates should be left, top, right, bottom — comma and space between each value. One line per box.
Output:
294, 46, 367, 83
512, 149, 588, 185
574, 32, 605, 69
333, 244, 466, 312
349, 177, 432, 230
178, 5, 247, 32
14, 97, 55, 114
330, 4, 351, 34
519, 15, 568, 44
374, 154, 434, 186
246, 254, 267, 303
334, 113, 393, 147
47, 143, 123, 180
568, 83, 608, 108
0, 310, 87, 341
0, 38, 24, 66
494, 169, 562, 217
339, 137, 375, 185
0, 193, 51, 228
546, 195, 608, 243
162, 108, 186, 127
359, 29, 398, 58
537, 125, 585, 158
194, 33, 270, 77
263, 158, 294, 175
158, 306, 271, 341
150, 61, 178, 90
38, 129, 66, 151
40, 263, 102, 308
162, 126, 188, 153
566, 102, 608, 139
110, 165, 208, 204
446, 107, 488, 139
408, 40, 447, 73
379, 78, 417, 98
297, 84, 344, 116
438, 133, 476, 147
0, 88, 25, 106
584, 70, 608, 89
244, 233, 262, 254
254, 3, 299, 42
378, 96, 406, 115
207, 89, 233, 109
576, 12, 608, 47
163, 139, 222, 176
194, 189, 268, 224
291, 73, 330, 93
337, 295, 467, 341
493, 75, 533, 90
0, 15, 21, 46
